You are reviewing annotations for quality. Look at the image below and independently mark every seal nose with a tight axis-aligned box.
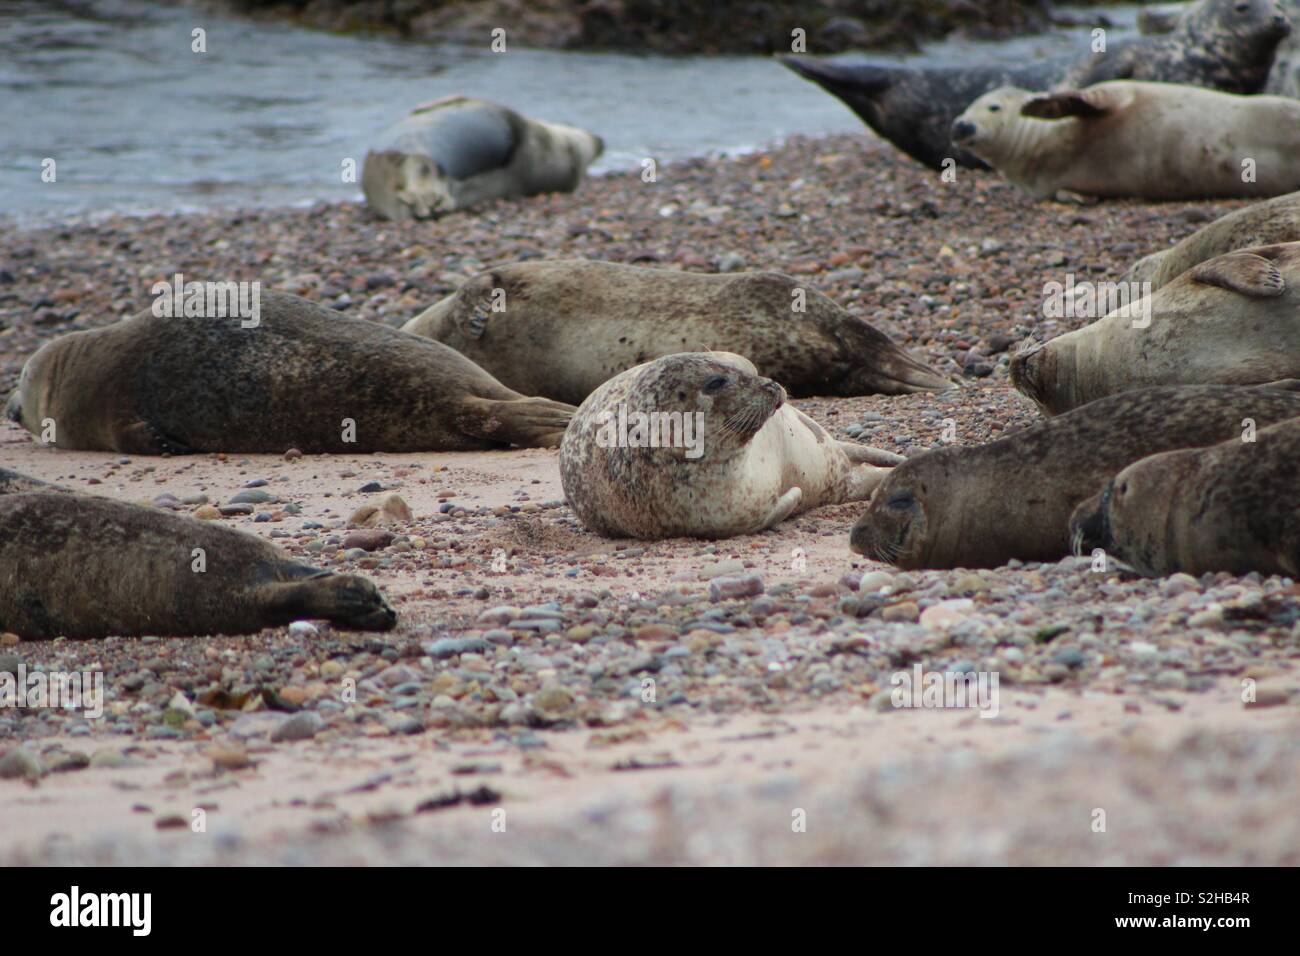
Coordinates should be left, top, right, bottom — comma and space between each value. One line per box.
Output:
1275, 13, 1292, 34
760, 379, 786, 408
951, 119, 976, 143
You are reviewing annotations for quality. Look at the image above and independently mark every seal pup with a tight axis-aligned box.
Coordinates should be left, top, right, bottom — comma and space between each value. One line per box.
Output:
402, 259, 952, 405
6, 290, 575, 454
778, 0, 1291, 170
1266, 0, 1300, 96
951, 81, 1300, 201
362, 95, 603, 220
0, 493, 396, 639
560, 352, 902, 540
1122, 191, 1300, 290
1070, 417, 1300, 577
848, 385, 1300, 570
1013, 243, 1300, 416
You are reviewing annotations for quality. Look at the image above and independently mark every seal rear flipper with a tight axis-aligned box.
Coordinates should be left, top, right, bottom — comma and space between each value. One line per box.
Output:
843, 464, 892, 501
461, 395, 576, 448
1189, 252, 1286, 298
837, 441, 905, 466
778, 55, 895, 97
833, 319, 954, 395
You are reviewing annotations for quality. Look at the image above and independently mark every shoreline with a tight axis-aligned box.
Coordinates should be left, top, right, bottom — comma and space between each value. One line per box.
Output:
3, 132, 1297, 866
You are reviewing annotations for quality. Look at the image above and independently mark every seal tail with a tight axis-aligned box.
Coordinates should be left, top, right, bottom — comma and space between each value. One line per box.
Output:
464, 395, 576, 449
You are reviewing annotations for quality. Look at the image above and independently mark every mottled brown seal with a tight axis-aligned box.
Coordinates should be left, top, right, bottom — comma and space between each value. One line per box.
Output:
1013, 243, 1300, 416
951, 81, 1300, 201
362, 96, 603, 220
402, 259, 951, 405
1266, 0, 1300, 95
0, 467, 62, 496
0, 492, 396, 639
1069, 417, 1300, 576
1122, 191, 1300, 290
779, 0, 1290, 170
560, 352, 901, 540
5, 290, 575, 454
848, 385, 1300, 570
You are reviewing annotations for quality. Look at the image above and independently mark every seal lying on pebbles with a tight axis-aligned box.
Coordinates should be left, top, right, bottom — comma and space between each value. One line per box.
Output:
0, 467, 62, 496
1266, 0, 1300, 95
0, 493, 397, 639
402, 259, 951, 405
778, 0, 1291, 170
848, 385, 1300, 570
1122, 191, 1300, 290
952, 81, 1300, 201
361, 95, 603, 220
1070, 417, 1300, 577
1013, 243, 1300, 416
5, 290, 575, 454
560, 352, 902, 540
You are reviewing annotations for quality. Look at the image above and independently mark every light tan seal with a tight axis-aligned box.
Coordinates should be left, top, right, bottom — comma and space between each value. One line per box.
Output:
0, 492, 396, 639
1122, 191, 1300, 290
1069, 416, 1300, 577
5, 290, 574, 454
950, 81, 1300, 201
1013, 242, 1300, 416
848, 384, 1300, 569
402, 259, 951, 405
362, 95, 603, 220
559, 352, 902, 540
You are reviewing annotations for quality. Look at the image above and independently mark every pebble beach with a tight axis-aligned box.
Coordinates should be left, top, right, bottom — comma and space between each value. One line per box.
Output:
2, 133, 1298, 866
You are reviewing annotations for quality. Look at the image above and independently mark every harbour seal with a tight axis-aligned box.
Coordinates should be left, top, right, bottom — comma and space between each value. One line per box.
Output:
1013, 243, 1300, 416
1069, 417, 1300, 577
778, 0, 1290, 171
1266, 0, 1300, 95
5, 290, 575, 454
848, 385, 1300, 570
0, 492, 397, 639
1138, 3, 1192, 35
560, 352, 902, 540
401, 259, 952, 405
1122, 191, 1300, 290
0, 467, 62, 496
361, 95, 603, 220
951, 81, 1300, 201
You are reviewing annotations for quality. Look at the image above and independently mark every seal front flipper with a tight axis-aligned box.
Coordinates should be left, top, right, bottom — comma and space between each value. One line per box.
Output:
1021, 86, 1133, 119
258, 570, 397, 632
117, 420, 194, 456
460, 395, 576, 449
837, 441, 905, 466
758, 487, 803, 532
1189, 252, 1286, 298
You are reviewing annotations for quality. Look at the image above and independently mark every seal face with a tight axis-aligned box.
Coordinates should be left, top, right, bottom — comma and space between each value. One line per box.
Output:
402, 259, 952, 405
1266, 0, 1300, 96
1071, 417, 1300, 576
779, 0, 1291, 170
0, 493, 396, 639
7, 290, 575, 454
953, 81, 1300, 202
848, 384, 1300, 569
361, 95, 603, 220
1013, 242, 1300, 416
1121, 190, 1300, 290
559, 352, 899, 540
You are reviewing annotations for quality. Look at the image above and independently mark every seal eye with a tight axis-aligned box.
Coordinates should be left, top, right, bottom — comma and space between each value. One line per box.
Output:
886, 490, 915, 510
988, 104, 1002, 113
703, 376, 728, 393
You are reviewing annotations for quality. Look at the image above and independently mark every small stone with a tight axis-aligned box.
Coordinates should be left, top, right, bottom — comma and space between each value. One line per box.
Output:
858, 571, 894, 594
535, 684, 574, 713
0, 633, 19, 647
1246, 686, 1292, 708
919, 599, 974, 631
341, 530, 394, 552
0, 748, 45, 781
708, 573, 764, 602
193, 505, 222, 520
288, 621, 318, 638
881, 601, 920, 623
270, 711, 324, 742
